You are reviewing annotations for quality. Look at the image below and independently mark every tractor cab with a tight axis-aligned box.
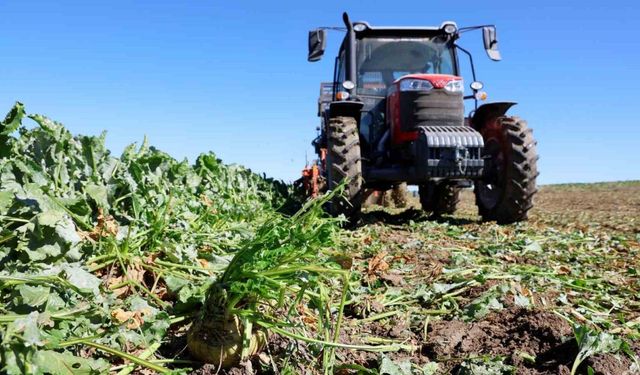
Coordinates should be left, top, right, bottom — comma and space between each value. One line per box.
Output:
304, 13, 538, 224
356, 34, 459, 155
320, 21, 466, 157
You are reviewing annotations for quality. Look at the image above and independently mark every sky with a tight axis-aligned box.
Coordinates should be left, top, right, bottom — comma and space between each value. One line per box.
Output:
0, 0, 638, 185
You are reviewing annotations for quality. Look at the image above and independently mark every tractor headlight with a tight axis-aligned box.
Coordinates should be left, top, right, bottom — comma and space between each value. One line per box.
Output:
342, 80, 355, 90
444, 79, 464, 93
353, 23, 367, 32
399, 79, 434, 92
470, 81, 484, 91
443, 23, 457, 34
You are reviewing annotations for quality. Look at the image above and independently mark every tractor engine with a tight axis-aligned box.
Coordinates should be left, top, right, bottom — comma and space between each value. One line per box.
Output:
387, 74, 484, 179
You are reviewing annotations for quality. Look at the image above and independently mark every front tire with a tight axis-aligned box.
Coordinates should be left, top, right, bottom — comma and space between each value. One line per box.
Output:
475, 116, 539, 223
326, 116, 363, 220
419, 183, 461, 216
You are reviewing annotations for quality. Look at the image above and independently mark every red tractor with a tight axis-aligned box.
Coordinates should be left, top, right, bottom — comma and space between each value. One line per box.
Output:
302, 13, 538, 223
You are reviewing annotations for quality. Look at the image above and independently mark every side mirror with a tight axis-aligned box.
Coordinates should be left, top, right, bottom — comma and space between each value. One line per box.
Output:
308, 29, 327, 62
482, 26, 501, 61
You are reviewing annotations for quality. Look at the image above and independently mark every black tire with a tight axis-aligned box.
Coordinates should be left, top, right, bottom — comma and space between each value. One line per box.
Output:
475, 116, 539, 224
419, 183, 461, 215
326, 116, 363, 220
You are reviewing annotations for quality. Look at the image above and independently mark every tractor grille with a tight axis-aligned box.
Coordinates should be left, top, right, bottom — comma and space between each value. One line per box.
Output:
399, 90, 464, 131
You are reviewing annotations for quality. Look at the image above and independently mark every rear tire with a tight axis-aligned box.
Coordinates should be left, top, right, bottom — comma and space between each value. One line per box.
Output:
475, 116, 538, 223
419, 183, 460, 216
326, 116, 363, 220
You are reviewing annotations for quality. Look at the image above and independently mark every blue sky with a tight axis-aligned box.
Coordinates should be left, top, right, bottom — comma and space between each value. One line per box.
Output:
0, 0, 638, 184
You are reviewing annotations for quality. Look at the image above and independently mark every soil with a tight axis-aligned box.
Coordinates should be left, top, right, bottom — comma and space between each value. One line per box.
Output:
181, 182, 640, 375
335, 307, 638, 375
424, 308, 576, 374
456, 181, 640, 234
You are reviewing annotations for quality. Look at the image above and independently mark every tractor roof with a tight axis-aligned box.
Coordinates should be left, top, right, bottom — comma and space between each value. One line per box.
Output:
351, 21, 457, 38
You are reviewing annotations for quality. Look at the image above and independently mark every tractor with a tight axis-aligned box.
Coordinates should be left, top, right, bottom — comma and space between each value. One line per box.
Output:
302, 13, 538, 223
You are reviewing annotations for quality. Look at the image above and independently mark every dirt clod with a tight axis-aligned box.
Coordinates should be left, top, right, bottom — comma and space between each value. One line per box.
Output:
424, 308, 576, 374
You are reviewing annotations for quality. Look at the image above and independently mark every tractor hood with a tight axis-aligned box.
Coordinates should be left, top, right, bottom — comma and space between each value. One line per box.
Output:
393, 74, 462, 89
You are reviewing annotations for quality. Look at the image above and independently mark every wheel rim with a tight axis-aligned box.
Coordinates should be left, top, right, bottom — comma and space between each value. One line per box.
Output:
477, 138, 506, 210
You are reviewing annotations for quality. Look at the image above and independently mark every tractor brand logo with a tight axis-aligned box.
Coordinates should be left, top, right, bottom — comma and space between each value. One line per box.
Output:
430, 79, 452, 88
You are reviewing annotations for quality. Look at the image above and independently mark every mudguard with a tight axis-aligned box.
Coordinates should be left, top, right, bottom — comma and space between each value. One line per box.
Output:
471, 102, 516, 130
329, 101, 364, 120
